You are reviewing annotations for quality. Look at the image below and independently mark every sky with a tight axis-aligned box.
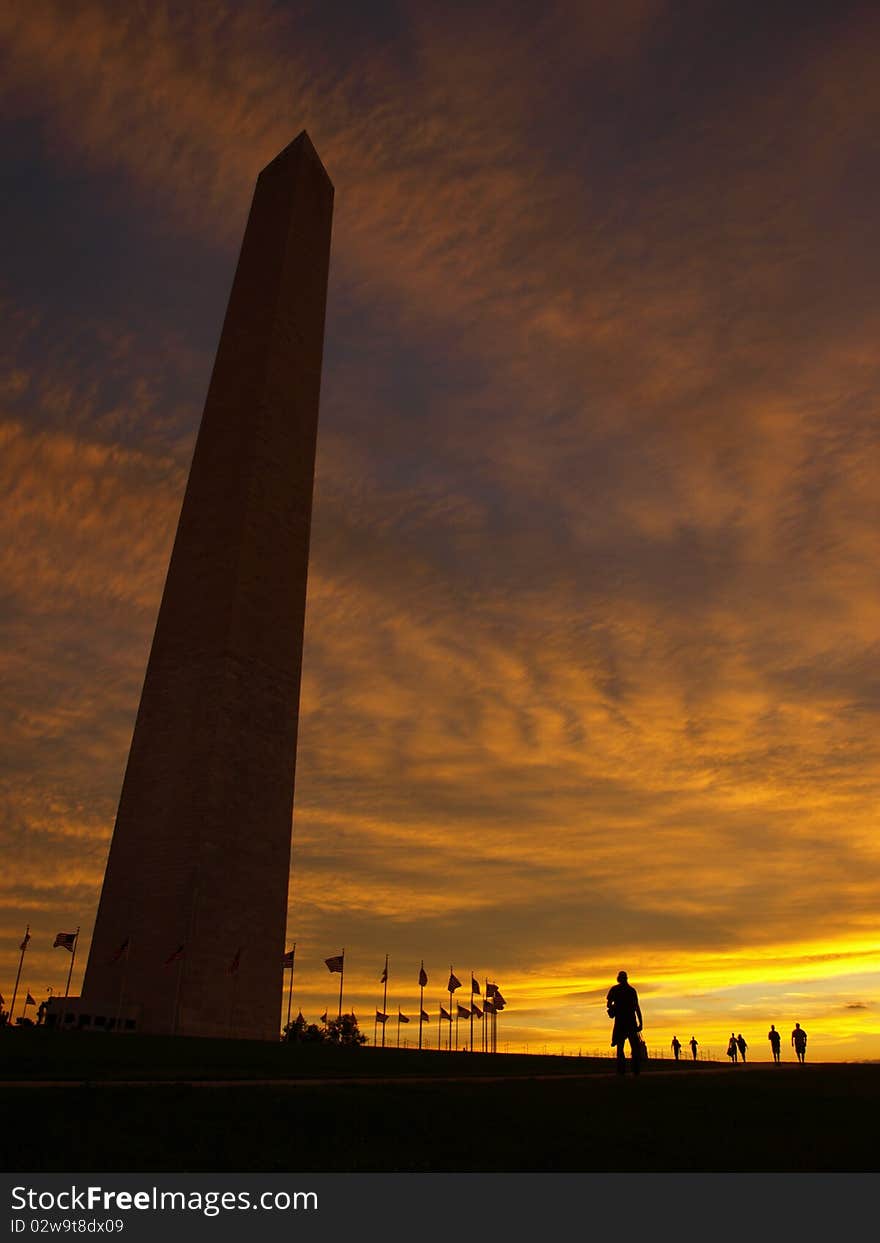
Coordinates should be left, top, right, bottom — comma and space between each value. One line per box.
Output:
1, 0, 879, 1062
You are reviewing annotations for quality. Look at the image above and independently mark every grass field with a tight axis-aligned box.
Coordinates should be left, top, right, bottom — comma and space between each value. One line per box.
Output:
1, 1030, 875, 1172
0, 1028, 637, 1083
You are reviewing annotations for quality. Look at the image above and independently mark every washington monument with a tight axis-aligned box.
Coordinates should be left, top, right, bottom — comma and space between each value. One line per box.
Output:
80, 132, 334, 1040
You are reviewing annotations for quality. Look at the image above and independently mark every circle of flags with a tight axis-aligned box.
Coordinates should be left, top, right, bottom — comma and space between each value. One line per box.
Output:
2, 927, 507, 1049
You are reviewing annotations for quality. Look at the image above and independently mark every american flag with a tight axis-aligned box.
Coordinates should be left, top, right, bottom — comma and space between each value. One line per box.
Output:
53, 932, 77, 952
109, 937, 130, 964
325, 954, 344, 974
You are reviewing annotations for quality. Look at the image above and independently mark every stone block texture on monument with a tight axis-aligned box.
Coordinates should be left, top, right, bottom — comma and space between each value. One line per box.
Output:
81, 132, 334, 1040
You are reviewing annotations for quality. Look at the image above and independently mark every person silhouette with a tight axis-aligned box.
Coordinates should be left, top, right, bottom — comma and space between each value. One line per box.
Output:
727, 1033, 738, 1063
791, 1022, 807, 1064
606, 970, 643, 1075
768, 1024, 781, 1063
671, 1035, 681, 1061
689, 1036, 698, 1061
736, 1033, 747, 1063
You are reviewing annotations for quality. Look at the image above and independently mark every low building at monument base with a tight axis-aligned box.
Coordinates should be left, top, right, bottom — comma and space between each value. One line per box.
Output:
44, 996, 142, 1034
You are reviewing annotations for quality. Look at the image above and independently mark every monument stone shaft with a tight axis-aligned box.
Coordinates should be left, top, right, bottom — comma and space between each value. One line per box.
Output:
81, 132, 333, 1040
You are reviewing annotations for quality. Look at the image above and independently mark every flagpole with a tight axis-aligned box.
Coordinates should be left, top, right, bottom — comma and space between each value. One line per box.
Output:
115, 937, 131, 1035
419, 962, 425, 1051
381, 954, 388, 1049
484, 978, 488, 1052
172, 954, 184, 1036
396, 1012, 400, 1049
9, 926, 29, 1026
337, 949, 345, 1019
448, 966, 454, 1052
64, 927, 80, 998
174, 865, 199, 1036
373, 1013, 378, 1047
469, 969, 474, 1053
286, 943, 296, 1032
438, 1006, 442, 1051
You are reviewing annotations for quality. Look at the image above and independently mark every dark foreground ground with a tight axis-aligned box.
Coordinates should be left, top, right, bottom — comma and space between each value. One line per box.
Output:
1, 1031, 876, 1172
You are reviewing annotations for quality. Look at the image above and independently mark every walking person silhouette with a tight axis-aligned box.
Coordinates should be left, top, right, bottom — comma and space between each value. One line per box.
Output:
606, 970, 643, 1075
689, 1036, 698, 1061
768, 1024, 781, 1063
671, 1036, 681, 1061
736, 1033, 747, 1063
791, 1022, 807, 1063
727, 1033, 738, 1063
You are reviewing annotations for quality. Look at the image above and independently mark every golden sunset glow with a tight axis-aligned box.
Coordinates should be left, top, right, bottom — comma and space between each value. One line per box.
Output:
2, 1, 879, 1062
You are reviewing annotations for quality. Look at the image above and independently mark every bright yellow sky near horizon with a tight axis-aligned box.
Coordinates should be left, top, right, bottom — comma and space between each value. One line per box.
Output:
1, 2, 879, 1062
